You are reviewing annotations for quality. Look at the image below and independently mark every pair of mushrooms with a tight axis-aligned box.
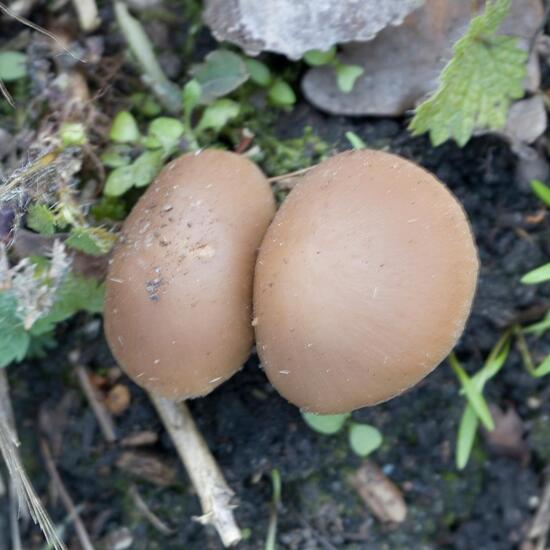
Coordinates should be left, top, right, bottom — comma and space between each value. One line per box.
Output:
104, 148, 478, 414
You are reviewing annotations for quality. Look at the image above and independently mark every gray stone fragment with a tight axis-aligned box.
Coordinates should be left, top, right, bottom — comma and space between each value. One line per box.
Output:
203, 0, 424, 60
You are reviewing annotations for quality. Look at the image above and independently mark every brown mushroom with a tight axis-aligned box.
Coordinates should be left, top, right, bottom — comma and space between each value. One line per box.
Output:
104, 149, 275, 400
254, 149, 478, 414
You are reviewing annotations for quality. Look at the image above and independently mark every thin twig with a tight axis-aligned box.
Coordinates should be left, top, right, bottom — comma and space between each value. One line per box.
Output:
39, 438, 95, 550
129, 484, 174, 536
149, 394, 242, 547
267, 166, 313, 183
73, 363, 117, 443
0, 80, 15, 108
527, 470, 550, 550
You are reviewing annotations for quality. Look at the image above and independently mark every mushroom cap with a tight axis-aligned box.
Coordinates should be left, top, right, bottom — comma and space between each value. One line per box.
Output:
104, 149, 275, 400
254, 149, 478, 414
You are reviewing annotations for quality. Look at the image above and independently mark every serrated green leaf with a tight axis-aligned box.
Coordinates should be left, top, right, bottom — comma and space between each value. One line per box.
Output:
0, 51, 27, 82
530, 179, 550, 207
27, 204, 57, 235
456, 404, 479, 469
345, 131, 366, 150
521, 263, 550, 285
348, 423, 382, 457
335, 64, 363, 93
31, 274, 104, 335
268, 80, 296, 107
191, 50, 249, 103
304, 47, 337, 67
243, 58, 271, 87
0, 292, 30, 367
409, 0, 527, 147
66, 226, 116, 256
110, 111, 140, 143
196, 99, 240, 134
302, 411, 349, 434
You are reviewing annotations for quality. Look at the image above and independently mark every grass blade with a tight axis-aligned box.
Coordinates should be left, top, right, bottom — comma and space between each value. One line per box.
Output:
456, 404, 479, 469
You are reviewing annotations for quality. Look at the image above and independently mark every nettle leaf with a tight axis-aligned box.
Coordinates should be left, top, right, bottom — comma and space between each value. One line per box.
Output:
409, 0, 527, 147
191, 50, 249, 103
27, 204, 57, 235
521, 263, 550, 285
304, 47, 337, 67
336, 64, 364, 93
66, 226, 116, 256
302, 411, 350, 434
0, 292, 30, 368
31, 274, 104, 335
196, 99, 240, 134
0, 51, 27, 82
243, 58, 272, 87
348, 423, 383, 457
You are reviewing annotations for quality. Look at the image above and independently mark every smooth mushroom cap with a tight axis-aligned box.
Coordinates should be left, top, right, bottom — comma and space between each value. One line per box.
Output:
254, 149, 479, 414
104, 149, 275, 400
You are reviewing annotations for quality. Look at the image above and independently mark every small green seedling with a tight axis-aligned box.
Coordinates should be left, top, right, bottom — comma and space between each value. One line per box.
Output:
530, 179, 550, 207
302, 412, 383, 458
345, 131, 366, 150
452, 331, 511, 469
265, 469, 281, 550
304, 47, 364, 93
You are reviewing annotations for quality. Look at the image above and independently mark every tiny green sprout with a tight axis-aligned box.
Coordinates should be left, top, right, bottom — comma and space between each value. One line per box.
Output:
182, 79, 202, 117
60, 122, 87, 147
335, 64, 364, 93
345, 131, 366, 150
302, 411, 383, 458
515, 325, 550, 379
348, 423, 383, 457
144, 117, 185, 153
265, 468, 282, 550
302, 412, 349, 434
244, 58, 272, 87
530, 179, 550, 207
0, 51, 28, 82
109, 111, 140, 144
303, 47, 337, 67
521, 263, 550, 285
196, 99, 240, 135
268, 80, 296, 107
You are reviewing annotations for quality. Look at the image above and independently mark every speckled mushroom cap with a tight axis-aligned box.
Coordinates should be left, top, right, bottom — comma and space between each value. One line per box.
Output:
104, 150, 275, 400
254, 149, 478, 414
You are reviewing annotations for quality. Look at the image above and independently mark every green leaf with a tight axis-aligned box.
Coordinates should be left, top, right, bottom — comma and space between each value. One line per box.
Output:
32, 274, 104, 335
104, 165, 135, 197
302, 411, 350, 434
130, 92, 162, 117
471, 332, 510, 388
27, 204, 57, 235
530, 179, 550, 207
456, 404, 479, 469
335, 64, 364, 93
0, 51, 27, 82
145, 117, 184, 153
450, 355, 494, 430
304, 47, 337, 67
132, 150, 164, 188
91, 196, 127, 222
345, 131, 366, 150
348, 423, 383, 457
196, 99, 240, 134
409, 0, 527, 147
533, 355, 550, 378
268, 80, 296, 107
100, 146, 132, 168
66, 226, 116, 256
0, 292, 30, 367
243, 58, 271, 87
521, 263, 550, 285
110, 111, 140, 144
523, 312, 550, 337
191, 50, 249, 103
182, 79, 202, 116
59, 122, 87, 146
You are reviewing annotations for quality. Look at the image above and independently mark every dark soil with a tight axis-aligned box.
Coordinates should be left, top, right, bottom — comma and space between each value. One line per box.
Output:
2, 5, 550, 550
